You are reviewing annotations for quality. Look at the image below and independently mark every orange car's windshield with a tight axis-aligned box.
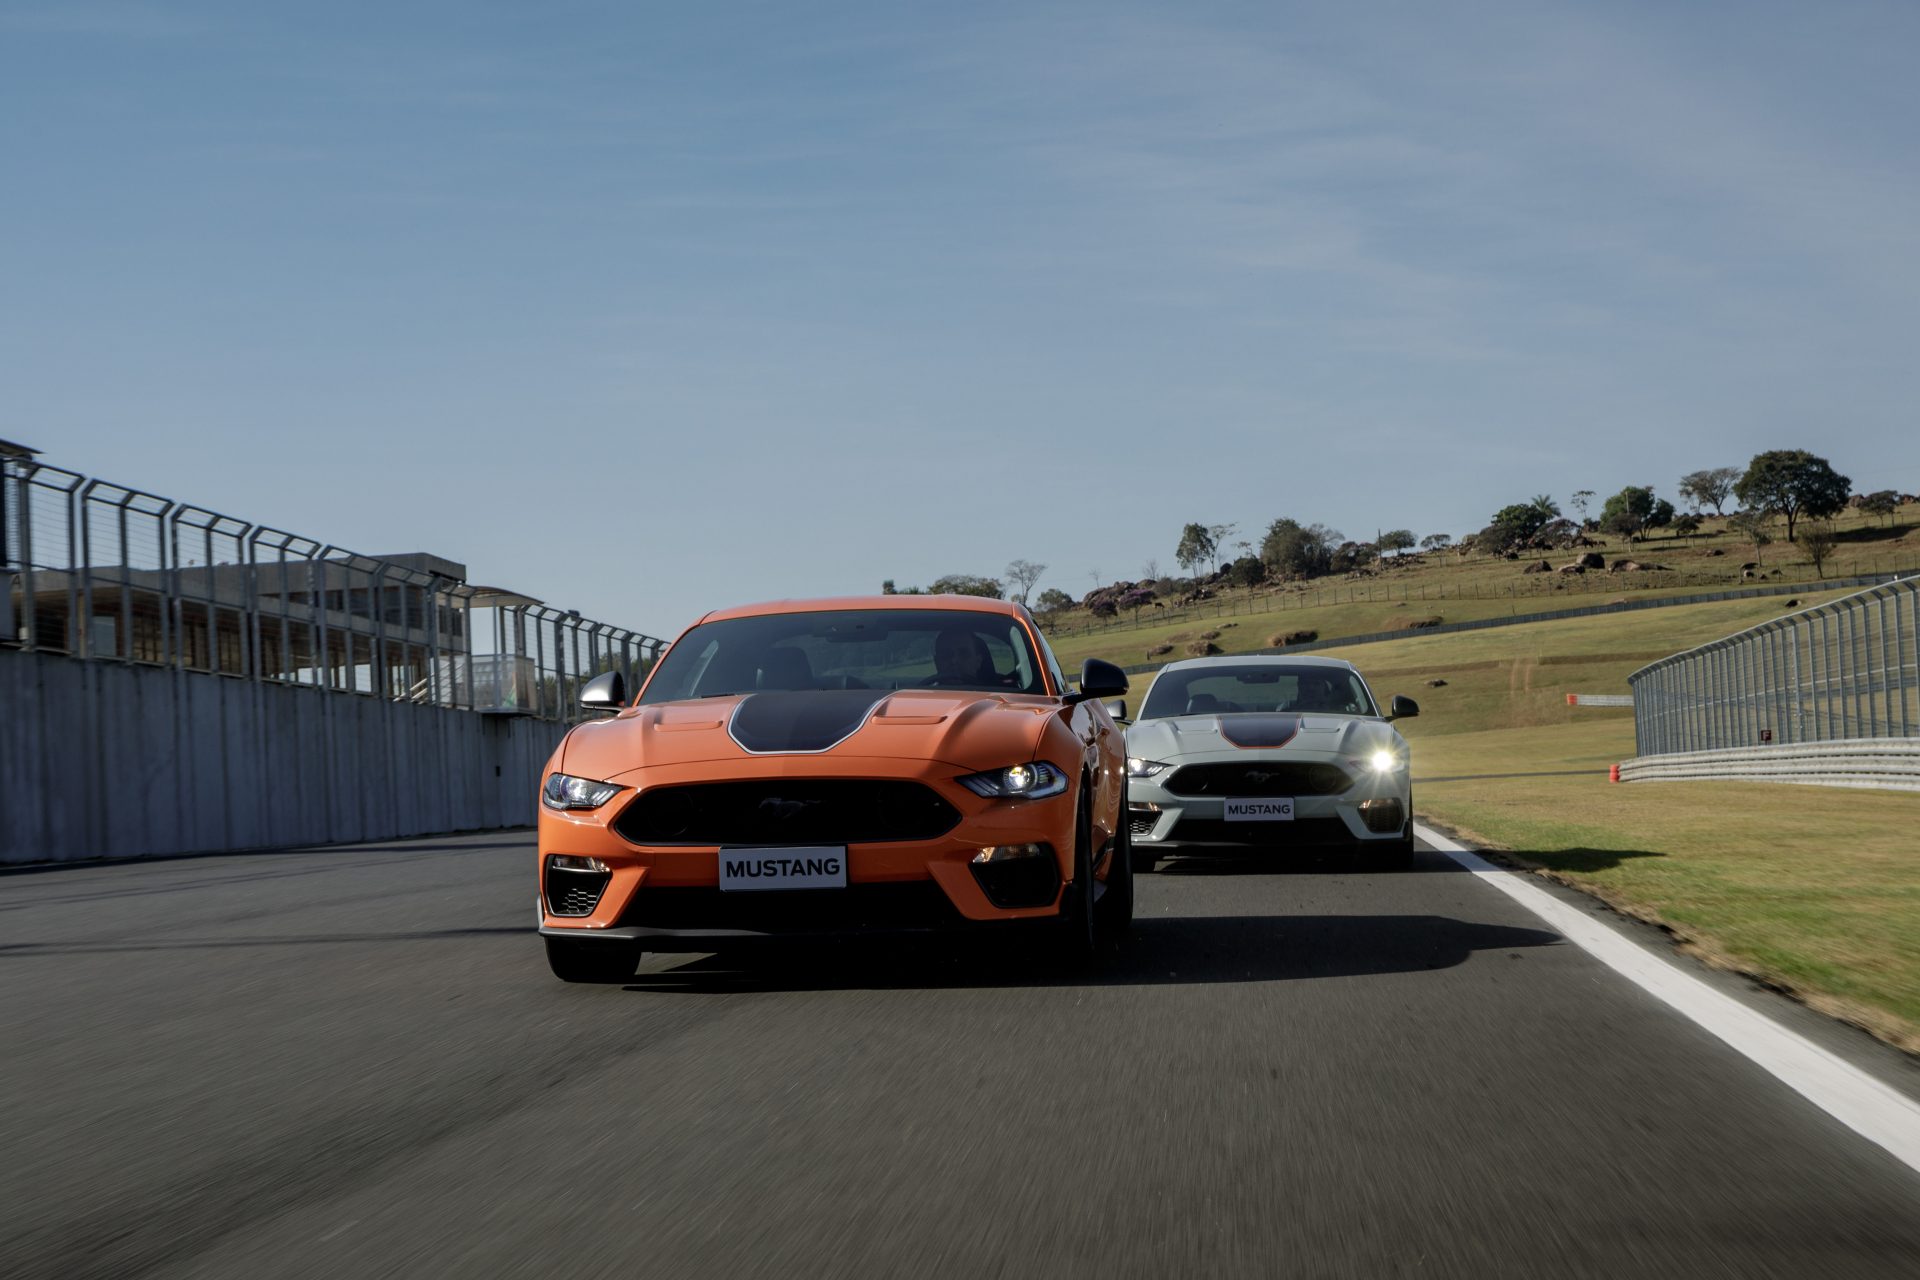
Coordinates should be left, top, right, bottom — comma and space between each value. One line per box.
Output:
639, 609, 1047, 703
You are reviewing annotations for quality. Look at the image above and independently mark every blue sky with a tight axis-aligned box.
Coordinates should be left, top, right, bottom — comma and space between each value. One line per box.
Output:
6, 0, 1918, 638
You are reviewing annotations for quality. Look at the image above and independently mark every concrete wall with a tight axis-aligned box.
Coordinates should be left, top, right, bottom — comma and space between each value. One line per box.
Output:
1, 647, 566, 864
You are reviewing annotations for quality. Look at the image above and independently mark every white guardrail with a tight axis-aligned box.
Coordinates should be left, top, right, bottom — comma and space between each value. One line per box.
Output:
1618, 738, 1920, 792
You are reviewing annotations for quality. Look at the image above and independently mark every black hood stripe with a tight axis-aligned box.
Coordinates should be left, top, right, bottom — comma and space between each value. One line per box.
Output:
727, 690, 889, 754
1217, 715, 1303, 749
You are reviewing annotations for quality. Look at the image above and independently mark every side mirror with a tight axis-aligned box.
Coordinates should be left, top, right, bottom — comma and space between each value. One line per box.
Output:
1387, 694, 1419, 721
580, 670, 627, 712
1066, 658, 1128, 705
1103, 698, 1129, 723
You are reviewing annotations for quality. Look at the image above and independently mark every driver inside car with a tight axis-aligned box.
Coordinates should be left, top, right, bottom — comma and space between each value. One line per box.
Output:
1290, 673, 1354, 714
929, 627, 1009, 687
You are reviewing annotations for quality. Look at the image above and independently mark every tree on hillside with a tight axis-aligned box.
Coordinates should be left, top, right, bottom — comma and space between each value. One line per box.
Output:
1679, 467, 1740, 515
1670, 513, 1702, 540
1003, 559, 1047, 606
1260, 518, 1340, 579
1421, 532, 1453, 553
1599, 486, 1666, 545
1860, 490, 1900, 527
1175, 523, 1219, 573
929, 574, 1003, 598
1800, 522, 1838, 578
1734, 450, 1850, 542
1034, 587, 1074, 614
1480, 495, 1560, 552
1727, 510, 1773, 567
1568, 490, 1595, 526
1331, 541, 1377, 574
1378, 529, 1417, 558
1209, 523, 1240, 559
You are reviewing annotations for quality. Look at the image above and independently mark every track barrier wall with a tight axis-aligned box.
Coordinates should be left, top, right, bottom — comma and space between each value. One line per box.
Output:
0, 647, 566, 864
1624, 577, 1920, 790
1, 445, 662, 863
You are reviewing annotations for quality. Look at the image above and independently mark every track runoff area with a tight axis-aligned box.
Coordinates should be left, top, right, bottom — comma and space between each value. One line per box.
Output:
5, 829, 1920, 1277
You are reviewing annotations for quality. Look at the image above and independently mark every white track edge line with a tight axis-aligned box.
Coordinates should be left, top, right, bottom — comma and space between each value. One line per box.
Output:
1414, 821, 1920, 1177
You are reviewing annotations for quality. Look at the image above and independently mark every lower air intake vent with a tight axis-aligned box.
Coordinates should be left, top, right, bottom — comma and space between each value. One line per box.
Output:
545, 867, 610, 916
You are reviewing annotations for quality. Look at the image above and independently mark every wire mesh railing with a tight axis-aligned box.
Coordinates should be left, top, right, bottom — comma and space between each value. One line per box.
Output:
1628, 576, 1920, 756
1, 443, 666, 722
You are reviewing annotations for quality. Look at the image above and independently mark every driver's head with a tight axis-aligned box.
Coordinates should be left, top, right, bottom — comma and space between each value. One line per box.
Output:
933, 627, 991, 680
1297, 674, 1335, 709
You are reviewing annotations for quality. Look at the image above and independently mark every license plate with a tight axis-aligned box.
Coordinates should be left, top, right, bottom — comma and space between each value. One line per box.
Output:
718, 847, 848, 891
1224, 798, 1295, 822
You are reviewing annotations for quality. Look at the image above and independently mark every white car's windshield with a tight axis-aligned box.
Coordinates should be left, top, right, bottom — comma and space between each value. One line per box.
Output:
639, 609, 1046, 703
1140, 664, 1376, 719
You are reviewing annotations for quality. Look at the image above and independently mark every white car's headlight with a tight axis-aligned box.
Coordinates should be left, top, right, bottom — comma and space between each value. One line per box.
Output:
1367, 749, 1404, 773
542, 773, 624, 811
958, 761, 1069, 799
1126, 757, 1171, 779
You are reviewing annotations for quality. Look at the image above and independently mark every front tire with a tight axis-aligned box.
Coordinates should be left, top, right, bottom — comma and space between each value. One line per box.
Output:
1095, 812, 1134, 946
1053, 792, 1100, 961
544, 935, 641, 984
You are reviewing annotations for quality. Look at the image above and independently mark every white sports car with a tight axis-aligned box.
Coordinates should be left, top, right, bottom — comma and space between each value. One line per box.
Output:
1118, 655, 1418, 870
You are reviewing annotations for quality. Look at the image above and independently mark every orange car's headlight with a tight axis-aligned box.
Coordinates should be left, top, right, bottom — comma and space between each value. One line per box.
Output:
957, 761, 1069, 799
542, 773, 625, 811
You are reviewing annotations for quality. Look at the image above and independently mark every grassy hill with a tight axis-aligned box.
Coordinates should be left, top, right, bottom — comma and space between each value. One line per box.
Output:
1045, 503, 1918, 672
1121, 587, 1920, 1053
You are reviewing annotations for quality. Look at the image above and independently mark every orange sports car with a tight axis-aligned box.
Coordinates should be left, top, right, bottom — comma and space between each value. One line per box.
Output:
536, 596, 1134, 982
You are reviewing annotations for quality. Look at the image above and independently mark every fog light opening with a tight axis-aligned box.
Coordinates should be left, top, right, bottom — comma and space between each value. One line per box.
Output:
973, 843, 1048, 864
548, 855, 608, 873
968, 842, 1060, 908
1356, 798, 1406, 834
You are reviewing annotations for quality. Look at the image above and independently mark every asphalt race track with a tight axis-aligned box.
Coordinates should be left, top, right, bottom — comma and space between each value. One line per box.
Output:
5, 833, 1920, 1279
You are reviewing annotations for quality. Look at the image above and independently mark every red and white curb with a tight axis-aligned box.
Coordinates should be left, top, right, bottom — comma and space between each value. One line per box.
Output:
1415, 822, 1920, 1178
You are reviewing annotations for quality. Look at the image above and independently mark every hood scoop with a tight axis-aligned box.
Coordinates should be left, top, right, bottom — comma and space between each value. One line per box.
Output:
647, 706, 726, 732
1217, 714, 1304, 749
727, 690, 887, 754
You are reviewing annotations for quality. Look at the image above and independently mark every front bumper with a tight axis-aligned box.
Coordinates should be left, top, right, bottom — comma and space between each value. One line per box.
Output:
1129, 753, 1410, 848
538, 754, 1079, 942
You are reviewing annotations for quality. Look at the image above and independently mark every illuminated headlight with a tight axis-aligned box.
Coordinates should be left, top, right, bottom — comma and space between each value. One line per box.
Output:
542, 773, 624, 811
1368, 750, 1403, 774
958, 761, 1068, 799
1126, 757, 1171, 778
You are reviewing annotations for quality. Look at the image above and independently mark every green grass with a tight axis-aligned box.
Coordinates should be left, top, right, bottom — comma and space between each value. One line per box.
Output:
1121, 591, 1920, 1051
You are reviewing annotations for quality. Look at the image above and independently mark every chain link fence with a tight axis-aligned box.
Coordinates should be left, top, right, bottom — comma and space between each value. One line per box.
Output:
1, 443, 666, 722
1628, 576, 1920, 756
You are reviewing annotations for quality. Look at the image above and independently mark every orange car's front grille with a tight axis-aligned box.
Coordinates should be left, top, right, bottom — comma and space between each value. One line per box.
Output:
613, 780, 961, 847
